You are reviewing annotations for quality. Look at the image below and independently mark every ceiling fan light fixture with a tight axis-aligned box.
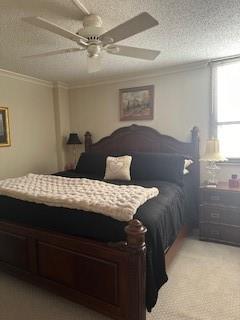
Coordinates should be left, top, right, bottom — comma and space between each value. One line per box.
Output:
87, 54, 102, 73
87, 44, 101, 57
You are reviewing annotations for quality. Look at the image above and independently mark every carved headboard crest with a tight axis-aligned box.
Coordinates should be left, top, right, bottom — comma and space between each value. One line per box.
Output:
84, 124, 199, 160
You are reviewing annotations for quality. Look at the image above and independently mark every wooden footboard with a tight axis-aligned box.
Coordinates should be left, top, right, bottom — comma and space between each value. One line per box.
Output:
0, 219, 147, 320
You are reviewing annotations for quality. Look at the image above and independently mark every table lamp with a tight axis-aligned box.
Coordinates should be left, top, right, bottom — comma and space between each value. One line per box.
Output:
67, 133, 82, 168
200, 138, 227, 187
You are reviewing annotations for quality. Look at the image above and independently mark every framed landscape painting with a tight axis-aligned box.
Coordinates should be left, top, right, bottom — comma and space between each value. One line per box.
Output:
0, 107, 11, 147
119, 85, 154, 121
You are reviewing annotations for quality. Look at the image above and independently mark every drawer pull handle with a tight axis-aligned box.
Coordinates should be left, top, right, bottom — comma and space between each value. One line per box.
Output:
210, 195, 220, 201
210, 212, 220, 219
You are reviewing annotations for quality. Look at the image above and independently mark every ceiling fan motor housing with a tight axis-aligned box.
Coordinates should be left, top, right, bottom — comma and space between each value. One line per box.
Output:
77, 14, 104, 39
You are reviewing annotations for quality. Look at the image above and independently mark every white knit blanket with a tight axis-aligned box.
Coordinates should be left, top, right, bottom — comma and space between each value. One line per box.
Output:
0, 174, 159, 221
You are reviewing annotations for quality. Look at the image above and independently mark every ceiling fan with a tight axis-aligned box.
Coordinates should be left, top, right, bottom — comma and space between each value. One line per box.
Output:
23, 0, 161, 73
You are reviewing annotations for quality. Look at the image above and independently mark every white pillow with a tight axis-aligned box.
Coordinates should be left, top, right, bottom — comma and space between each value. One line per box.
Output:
184, 159, 194, 175
104, 156, 132, 181
184, 159, 193, 169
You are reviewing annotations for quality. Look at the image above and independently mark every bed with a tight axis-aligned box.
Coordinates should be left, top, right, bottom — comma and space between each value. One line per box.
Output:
0, 124, 199, 320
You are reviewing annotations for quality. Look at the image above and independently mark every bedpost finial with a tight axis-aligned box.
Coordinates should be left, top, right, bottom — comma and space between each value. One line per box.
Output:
84, 131, 92, 152
191, 126, 200, 159
125, 219, 147, 249
191, 126, 199, 140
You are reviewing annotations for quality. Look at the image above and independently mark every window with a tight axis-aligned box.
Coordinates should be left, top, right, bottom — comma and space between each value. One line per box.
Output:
212, 60, 240, 159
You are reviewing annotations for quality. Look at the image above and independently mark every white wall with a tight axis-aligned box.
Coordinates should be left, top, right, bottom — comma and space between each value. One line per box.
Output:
70, 67, 210, 149
53, 85, 71, 171
69, 67, 210, 168
0, 64, 237, 182
69, 66, 240, 182
0, 75, 58, 179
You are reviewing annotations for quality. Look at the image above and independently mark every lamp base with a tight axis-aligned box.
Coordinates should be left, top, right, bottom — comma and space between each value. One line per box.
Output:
206, 161, 220, 187
205, 183, 217, 188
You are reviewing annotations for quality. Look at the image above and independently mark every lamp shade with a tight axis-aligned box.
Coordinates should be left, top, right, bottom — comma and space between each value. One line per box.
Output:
200, 138, 226, 162
67, 133, 81, 145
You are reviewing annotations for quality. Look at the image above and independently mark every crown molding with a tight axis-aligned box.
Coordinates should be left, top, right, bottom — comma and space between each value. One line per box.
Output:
0, 60, 209, 90
69, 60, 209, 89
0, 68, 53, 88
53, 81, 70, 89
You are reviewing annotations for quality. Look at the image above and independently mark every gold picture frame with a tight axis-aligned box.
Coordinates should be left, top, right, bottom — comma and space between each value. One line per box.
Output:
0, 107, 11, 147
119, 85, 154, 121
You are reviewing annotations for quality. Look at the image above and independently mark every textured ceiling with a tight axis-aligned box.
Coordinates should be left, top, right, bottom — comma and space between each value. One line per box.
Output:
1, 0, 240, 85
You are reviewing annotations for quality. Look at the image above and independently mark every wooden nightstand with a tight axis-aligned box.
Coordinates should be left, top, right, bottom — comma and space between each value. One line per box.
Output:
199, 184, 240, 246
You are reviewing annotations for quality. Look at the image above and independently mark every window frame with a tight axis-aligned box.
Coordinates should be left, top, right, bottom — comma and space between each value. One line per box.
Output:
211, 60, 240, 163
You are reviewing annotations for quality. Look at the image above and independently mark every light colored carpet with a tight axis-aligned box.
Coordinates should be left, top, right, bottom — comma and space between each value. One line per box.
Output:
0, 237, 239, 320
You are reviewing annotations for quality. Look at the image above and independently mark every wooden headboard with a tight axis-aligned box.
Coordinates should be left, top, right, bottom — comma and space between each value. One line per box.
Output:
84, 124, 200, 191
84, 124, 199, 158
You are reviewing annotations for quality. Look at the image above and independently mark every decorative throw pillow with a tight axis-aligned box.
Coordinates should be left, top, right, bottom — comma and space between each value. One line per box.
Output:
76, 152, 107, 177
184, 159, 194, 169
104, 156, 132, 181
184, 159, 194, 175
131, 152, 185, 186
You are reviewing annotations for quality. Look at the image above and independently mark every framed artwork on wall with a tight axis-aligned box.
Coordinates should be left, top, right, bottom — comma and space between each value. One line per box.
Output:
119, 85, 154, 121
0, 107, 11, 147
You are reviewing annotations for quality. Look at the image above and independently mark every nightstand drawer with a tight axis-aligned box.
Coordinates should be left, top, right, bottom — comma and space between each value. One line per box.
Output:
200, 205, 240, 226
200, 224, 222, 240
200, 223, 240, 245
222, 227, 240, 245
201, 189, 240, 207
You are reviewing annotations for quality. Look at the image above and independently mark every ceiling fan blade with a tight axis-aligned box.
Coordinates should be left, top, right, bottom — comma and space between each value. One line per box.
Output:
23, 17, 88, 43
99, 12, 158, 44
107, 45, 160, 60
72, 0, 90, 15
23, 48, 82, 59
87, 55, 102, 73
